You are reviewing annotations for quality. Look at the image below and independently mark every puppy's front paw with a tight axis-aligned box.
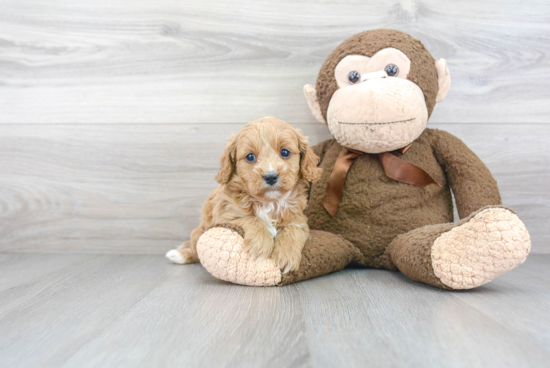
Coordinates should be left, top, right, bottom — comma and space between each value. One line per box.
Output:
272, 244, 302, 274
244, 233, 275, 261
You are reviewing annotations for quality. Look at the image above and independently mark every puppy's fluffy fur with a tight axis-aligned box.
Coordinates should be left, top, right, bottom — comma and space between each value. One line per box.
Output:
166, 117, 322, 273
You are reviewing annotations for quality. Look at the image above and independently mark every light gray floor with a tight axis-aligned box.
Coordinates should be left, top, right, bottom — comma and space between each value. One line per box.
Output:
1, 253, 549, 368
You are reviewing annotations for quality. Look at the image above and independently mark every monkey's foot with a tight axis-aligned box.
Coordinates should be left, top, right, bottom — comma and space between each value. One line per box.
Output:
197, 226, 361, 287
197, 227, 282, 286
431, 207, 531, 289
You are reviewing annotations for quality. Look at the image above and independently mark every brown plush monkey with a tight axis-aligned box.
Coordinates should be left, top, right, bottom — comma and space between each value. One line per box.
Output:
191, 29, 531, 290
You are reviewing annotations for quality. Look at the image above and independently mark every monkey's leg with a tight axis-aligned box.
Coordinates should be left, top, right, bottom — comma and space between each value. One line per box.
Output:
385, 206, 531, 290
278, 230, 362, 286
196, 225, 361, 287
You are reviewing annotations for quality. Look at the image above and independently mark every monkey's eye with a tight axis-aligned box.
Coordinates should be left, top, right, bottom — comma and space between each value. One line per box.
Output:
348, 71, 361, 84
280, 149, 291, 158
385, 64, 399, 77
245, 153, 256, 163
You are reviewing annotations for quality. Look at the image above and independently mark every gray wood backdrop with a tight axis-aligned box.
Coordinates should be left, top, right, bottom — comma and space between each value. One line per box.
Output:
1, 0, 549, 253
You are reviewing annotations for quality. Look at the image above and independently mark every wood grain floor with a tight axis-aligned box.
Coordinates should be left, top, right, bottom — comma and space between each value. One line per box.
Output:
0, 253, 548, 368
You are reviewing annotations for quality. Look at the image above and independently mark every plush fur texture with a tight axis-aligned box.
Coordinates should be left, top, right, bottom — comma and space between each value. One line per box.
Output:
326, 76, 429, 153
197, 226, 283, 286
315, 29, 439, 121
278, 230, 362, 286
306, 128, 503, 268
304, 31, 450, 154
430, 207, 531, 289
166, 116, 322, 273
197, 204, 530, 288
190, 29, 530, 290
196, 227, 361, 287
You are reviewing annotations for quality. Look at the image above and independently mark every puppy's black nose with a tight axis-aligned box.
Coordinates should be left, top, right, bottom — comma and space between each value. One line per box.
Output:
263, 172, 279, 186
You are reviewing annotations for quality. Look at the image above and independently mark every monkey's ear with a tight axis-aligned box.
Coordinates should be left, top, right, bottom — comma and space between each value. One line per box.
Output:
303, 84, 326, 124
435, 58, 451, 103
296, 130, 322, 183
215, 134, 237, 185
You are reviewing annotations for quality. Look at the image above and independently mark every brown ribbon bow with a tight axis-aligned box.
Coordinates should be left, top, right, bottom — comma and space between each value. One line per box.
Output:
322, 144, 442, 217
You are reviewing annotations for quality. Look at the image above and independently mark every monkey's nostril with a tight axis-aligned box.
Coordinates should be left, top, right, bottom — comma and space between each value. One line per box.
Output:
263, 172, 279, 186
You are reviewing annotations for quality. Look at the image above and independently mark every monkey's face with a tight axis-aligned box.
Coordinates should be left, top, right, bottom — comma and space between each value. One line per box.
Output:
326, 48, 428, 153
304, 30, 451, 154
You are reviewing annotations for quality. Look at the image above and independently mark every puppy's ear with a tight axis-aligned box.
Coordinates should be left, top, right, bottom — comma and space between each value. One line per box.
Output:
296, 130, 322, 182
215, 134, 237, 185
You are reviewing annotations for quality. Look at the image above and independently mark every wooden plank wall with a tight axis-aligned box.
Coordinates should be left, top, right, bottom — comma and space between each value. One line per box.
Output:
1, 0, 549, 253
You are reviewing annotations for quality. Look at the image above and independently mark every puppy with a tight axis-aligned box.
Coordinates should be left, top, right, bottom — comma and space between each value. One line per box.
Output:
166, 116, 322, 273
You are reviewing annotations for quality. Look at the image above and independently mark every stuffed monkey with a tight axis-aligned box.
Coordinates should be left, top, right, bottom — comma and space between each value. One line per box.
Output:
189, 29, 531, 289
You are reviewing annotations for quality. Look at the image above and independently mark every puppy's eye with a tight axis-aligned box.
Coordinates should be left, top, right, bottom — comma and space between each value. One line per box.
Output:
280, 149, 291, 158
245, 153, 256, 163
385, 64, 399, 77
348, 71, 361, 84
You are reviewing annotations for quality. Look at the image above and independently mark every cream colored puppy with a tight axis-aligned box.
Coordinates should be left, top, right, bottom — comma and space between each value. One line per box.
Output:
166, 117, 322, 273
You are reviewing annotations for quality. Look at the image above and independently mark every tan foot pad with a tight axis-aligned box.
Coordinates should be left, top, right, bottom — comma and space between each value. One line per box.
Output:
196, 227, 282, 287
432, 207, 531, 289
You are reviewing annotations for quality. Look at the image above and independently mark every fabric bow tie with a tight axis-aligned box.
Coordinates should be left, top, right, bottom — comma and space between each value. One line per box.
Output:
322, 145, 442, 217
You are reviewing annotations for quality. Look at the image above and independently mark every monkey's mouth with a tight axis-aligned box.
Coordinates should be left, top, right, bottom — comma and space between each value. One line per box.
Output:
338, 118, 415, 126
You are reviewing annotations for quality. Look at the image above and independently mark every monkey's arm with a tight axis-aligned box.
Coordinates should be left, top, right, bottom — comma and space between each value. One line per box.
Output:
311, 138, 335, 162
430, 129, 502, 219
306, 139, 335, 200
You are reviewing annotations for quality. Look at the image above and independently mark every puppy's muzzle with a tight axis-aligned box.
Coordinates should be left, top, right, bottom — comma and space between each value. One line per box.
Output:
263, 172, 279, 186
